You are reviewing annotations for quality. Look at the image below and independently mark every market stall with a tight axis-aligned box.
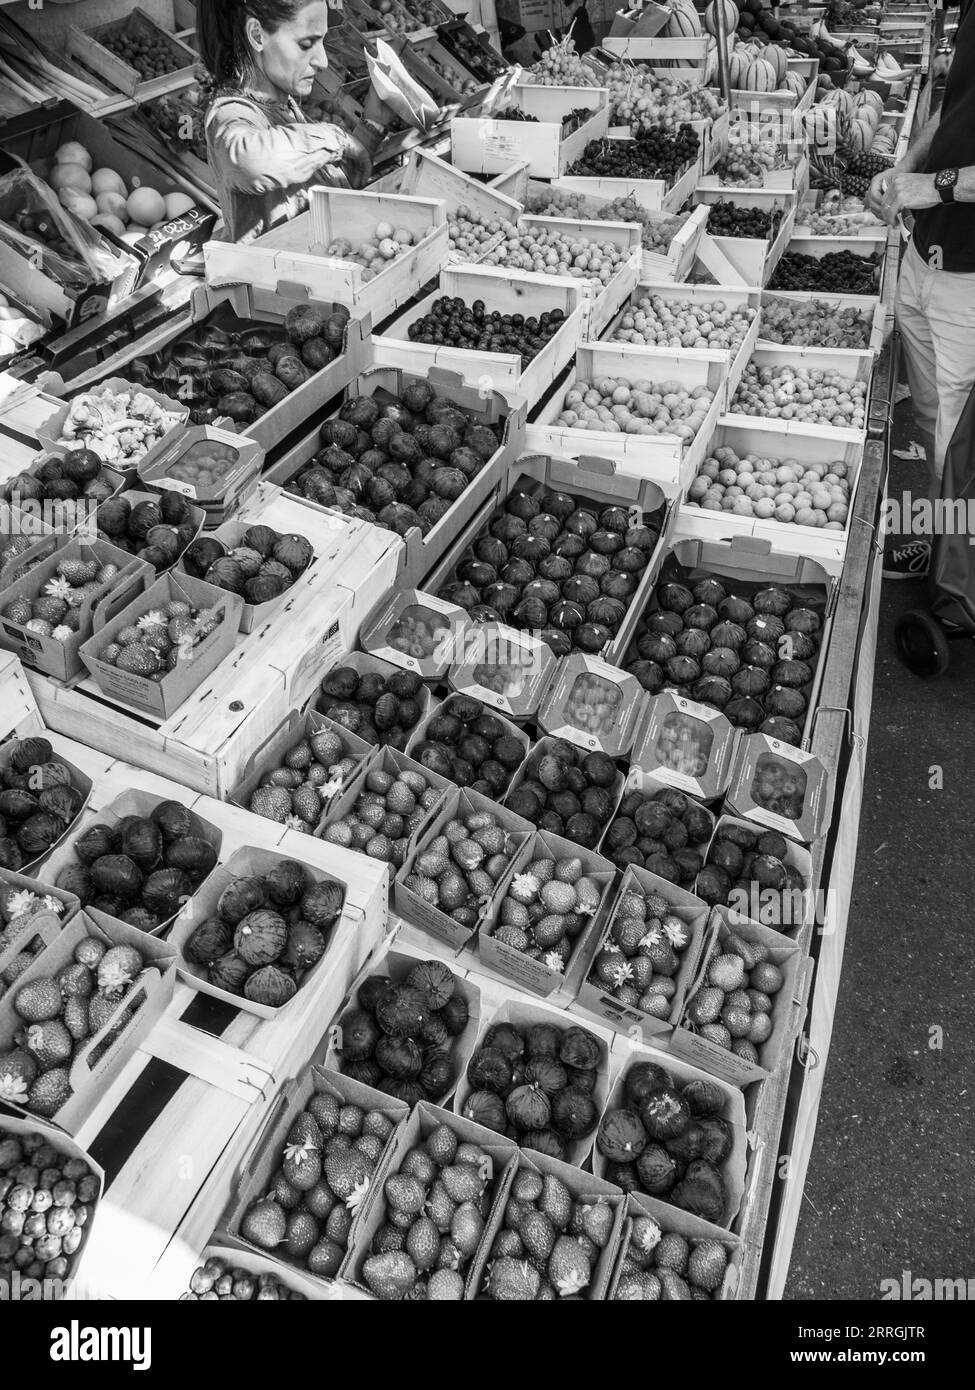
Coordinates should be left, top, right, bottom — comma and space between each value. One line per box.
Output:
0, 0, 939, 1304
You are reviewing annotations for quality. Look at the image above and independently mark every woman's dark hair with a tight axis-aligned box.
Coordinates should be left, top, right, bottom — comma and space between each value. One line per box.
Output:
197, 0, 309, 86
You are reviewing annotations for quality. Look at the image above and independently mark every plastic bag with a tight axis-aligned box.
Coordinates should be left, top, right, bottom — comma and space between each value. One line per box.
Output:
366, 38, 441, 132
0, 162, 129, 289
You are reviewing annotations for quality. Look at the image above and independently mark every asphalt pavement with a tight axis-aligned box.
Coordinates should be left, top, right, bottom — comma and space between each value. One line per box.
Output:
785, 399, 975, 1299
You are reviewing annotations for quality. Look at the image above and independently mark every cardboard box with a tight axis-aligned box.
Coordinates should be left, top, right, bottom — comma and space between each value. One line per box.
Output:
393, 787, 534, 952
33, 378, 189, 473
477, 826, 617, 999
169, 845, 350, 1018
453, 997, 614, 1167
467, 1144, 627, 1298
264, 363, 526, 589
359, 588, 471, 682
592, 1040, 749, 1229
189, 1244, 338, 1300
78, 571, 243, 720
699, 812, 814, 936
425, 453, 675, 667
324, 948, 482, 1106
0, 538, 152, 683
599, 782, 715, 887
669, 905, 811, 1087
725, 735, 828, 845
607, 1190, 744, 1300
229, 704, 375, 830
405, 693, 531, 799
570, 863, 710, 1040
344, 1099, 518, 1297
501, 733, 626, 840
220, 1064, 409, 1292
0, 908, 176, 1136
0, 1113, 104, 1296
203, 188, 450, 326
538, 654, 647, 759
447, 622, 557, 721
630, 693, 740, 803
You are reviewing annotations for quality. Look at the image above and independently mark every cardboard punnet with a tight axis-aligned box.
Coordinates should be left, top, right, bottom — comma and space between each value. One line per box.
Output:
0, 1113, 105, 1296
424, 452, 676, 668
0, 900, 72, 1000
136, 427, 264, 524
537, 654, 648, 759
190, 1244, 340, 1300
593, 1040, 749, 1229
0, 908, 176, 1136
264, 362, 525, 589
229, 705, 374, 827
447, 622, 557, 722
669, 905, 812, 1088
0, 864, 81, 980
477, 826, 617, 999
359, 589, 471, 683
726, 734, 829, 845
317, 741, 453, 858
501, 734, 626, 843
90, 488, 206, 566
0, 499, 60, 586
607, 1190, 745, 1300
629, 693, 741, 803
345, 1099, 519, 1298
325, 947, 481, 1106
0, 538, 153, 684
219, 1063, 409, 1291
0, 738, 93, 874
393, 787, 534, 953
601, 781, 715, 882
78, 571, 243, 720
318, 648, 434, 736
468, 1145, 627, 1299
698, 813, 814, 937
405, 693, 532, 797
39, 785, 221, 928
453, 997, 614, 1167
32, 378, 189, 472
570, 863, 710, 1040
169, 845, 349, 1019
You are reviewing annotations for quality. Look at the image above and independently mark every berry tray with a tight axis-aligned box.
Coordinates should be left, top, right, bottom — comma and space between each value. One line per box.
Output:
691, 188, 798, 288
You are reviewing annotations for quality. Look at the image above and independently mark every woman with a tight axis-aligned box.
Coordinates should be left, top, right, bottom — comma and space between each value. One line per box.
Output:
197, 0, 387, 243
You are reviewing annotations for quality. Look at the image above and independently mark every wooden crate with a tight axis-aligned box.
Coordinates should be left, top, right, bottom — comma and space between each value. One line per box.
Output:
450, 85, 610, 179
264, 361, 524, 587
203, 189, 449, 325
759, 290, 887, 357
600, 35, 710, 70
553, 145, 703, 217
67, 6, 197, 101
371, 265, 586, 409
773, 233, 887, 298
675, 415, 866, 576
602, 279, 763, 405
526, 341, 729, 498
692, 188, 798, 287
470, 214, 642, 337
396, 147, 524, 266
727, 344, 876, 437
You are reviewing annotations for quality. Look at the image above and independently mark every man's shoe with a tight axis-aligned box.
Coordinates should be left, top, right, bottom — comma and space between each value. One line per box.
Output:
883, 539, 930, 579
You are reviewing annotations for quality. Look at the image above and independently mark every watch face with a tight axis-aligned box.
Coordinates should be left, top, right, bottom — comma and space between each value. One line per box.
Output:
936, 169, 958, 189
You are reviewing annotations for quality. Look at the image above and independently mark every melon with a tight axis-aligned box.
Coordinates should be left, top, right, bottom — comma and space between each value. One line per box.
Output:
667, 2, 702, 38
859, 89, 884, 114
744, 57, 777, 91
782, 70, 806, 98
704, 0, 738, 38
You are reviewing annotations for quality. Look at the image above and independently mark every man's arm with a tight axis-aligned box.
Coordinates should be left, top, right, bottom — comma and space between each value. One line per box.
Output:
865, 110, 950, 224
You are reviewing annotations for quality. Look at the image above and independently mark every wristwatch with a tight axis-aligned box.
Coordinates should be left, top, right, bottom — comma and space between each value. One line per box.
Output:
935, 168, 958, 203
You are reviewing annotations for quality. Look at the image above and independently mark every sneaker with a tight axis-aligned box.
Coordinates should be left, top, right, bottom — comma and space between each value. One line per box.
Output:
883, 539, 930, 579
